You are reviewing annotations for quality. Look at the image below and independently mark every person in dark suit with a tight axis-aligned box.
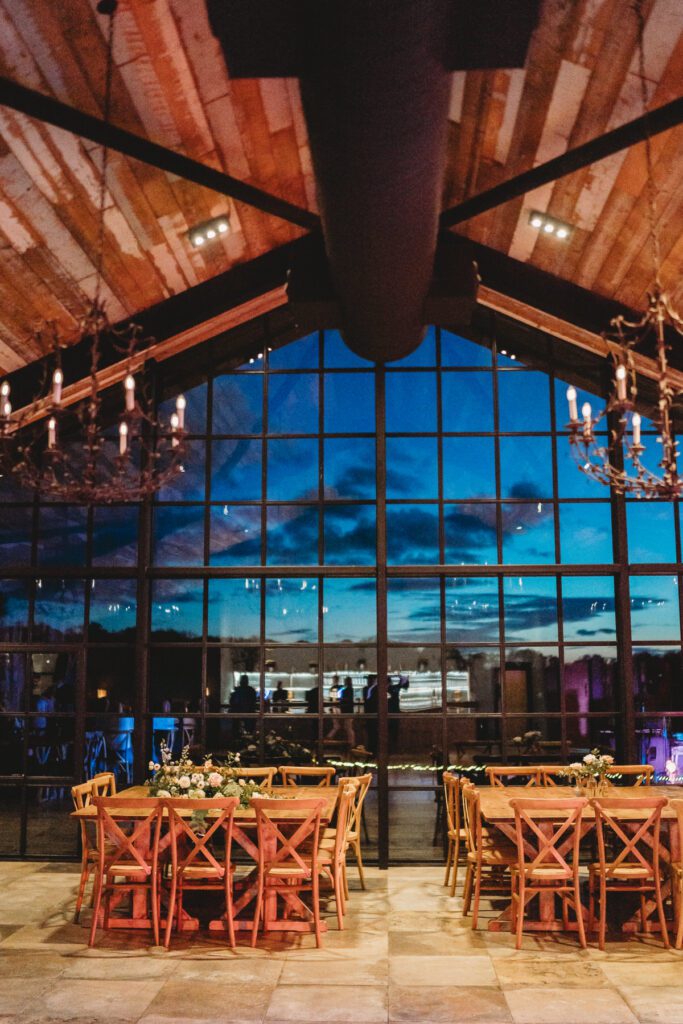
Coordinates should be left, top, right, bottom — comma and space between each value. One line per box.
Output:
229, 674, 258, 736
363, 674, 378, 754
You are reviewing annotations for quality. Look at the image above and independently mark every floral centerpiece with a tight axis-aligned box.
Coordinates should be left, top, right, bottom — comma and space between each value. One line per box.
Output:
560, 748, 614, 795
146, 743, 262, 811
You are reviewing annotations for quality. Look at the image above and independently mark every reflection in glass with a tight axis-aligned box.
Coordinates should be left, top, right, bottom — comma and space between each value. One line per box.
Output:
25, 788, 77, 857
267, 506, 318, 565
448, 716, 501, 767
630, 576, 680, 641
387, 577, 440, 643
564, 647, 617, 714
633, 647, 683, 712
88, 579, 137, 640
322, 647, 376, 717
501, 502, 555, 564
387, 437, 438, 499
0, 580, 29, 641
385, 372, 437, 433
503, 576, 558, 643
387, 647, 441, 710
504, 647, 560, 714
441, 331, 492, 367
0, 653, 26, 712
86, 648, 136, 711
441, 372, 493, 432
443, 504, 497, 565
37, 506, 87, 566
446, 577, 499, 642
626, 502, 677, 564
497, 371, 551, 431
153, 506, 205, 567
499, 437, 553, 499
150, 579, 203, 641
149, 648, 202, 713
0, 507, 32, 567
33, 580, 85, 640
386, 504, 439, 565
322, 578, 376, 643
268, 333, 319, 369
207, 578, 261, 642
324, 438, 376, 499
26, 717, 74, 775
29, 652, 77, 714
562, 576, 616, 641
156, 440, 206, 501
566, 716, 616, 758
206, 647, 260, 713
211, 439, 262, 500
0, 786, 21, 855
503, 715, 562, 757
92, 506, 138, 566
159, 381, 207, 434
446, 648, 499, 713
324, 505, 376, 565
324, 373, 375, 433
268, 373, 319, 434
149, 715, 192, 762
209, 505, 261, 566
264, 648, 317, 714
267, 438, 318, 500
442, 437, 495, 498
265, 578, 318, 644
559, 502, 613, 564
212, 373, 263, 434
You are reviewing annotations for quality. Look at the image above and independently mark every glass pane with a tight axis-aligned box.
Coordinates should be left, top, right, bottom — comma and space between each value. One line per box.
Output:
88, 578, 137, 640
562, 576, 616, 641
268, 333, 319, 369
446, 577, 499, 642
497, 371, 551, 431
209, 504, 261, 565
210, 438, 262, 500
156, 440, 206, 501
0, 654, 26, 712
556, 436, 604, 498
499, 436, 553, 499
207, 578, 261, 642
503, 716, 562, 759
150, 579, 203, 641
159, 381, 207, 435
92, 506, 139, 566
153, 506, 205, 567
323, 329, 372, 368
503, 576, 558, 643
212, 373, 263, 434
204, 717, 260, 762
324, 373, 375, 433
149, 648, 202, 713
389, 327, 436, 367
324, 504, 376, 565
322, 647, 376, 716
206, 647, 260, 713
0, 580, 29, 641
322, 578, 376, 643
387, 719, 441, 798
630, 576, 680, 641
386, 648, 441, 711
444, 504, 497, 565
0, 506, 32, 567
149, 715, 193, 762
265, 649, 318, 713
387, 578, 440, 643
501, 502, 555, 564
566, 716, 616, 759
0, 786, 21, 855
635, 715, 679, 776
33, 579, 84, 640
386, 437, 438, 499
385, 372, 437, 433
504, 647, 560, 713
443, 437, 495, 499
441, 331, 492, 367
559, 503, 613, 564
266, 506, 318, 565
627, 502, 677, 563
386, 504, 439, 565
448, 717, 501, 768
446, 648, 499, 713
84, 714, 135, 786
267, 438, 318, 499
0, 719, 22, 775
564, 647, 617, 714
27, 718, 74, 776
268, 373, 319, 434
265, 577, 318, 643
86, 648, 136, 711
633, 647, 683, 712
324, 438, 376, 499
25, 789, 77, 857
37, 505, 87, 566
29, 652, 77, 713
441, 372, 494, 432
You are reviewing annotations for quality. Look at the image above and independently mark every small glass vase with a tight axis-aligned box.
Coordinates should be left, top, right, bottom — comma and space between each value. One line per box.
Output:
576, 775, 609, 798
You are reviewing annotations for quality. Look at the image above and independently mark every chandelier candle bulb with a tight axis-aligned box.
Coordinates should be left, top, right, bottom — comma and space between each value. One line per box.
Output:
124, 374, 135, 411
52, 369, 63, 405
170, 412, 180, 447
566, 386, 578, 422
47, 417, 56, 449
632, 412, 642, 447
615, 364, 627, 401
175, 394, 186, 431
2, 401, 10, 419
118, 420, 128, 456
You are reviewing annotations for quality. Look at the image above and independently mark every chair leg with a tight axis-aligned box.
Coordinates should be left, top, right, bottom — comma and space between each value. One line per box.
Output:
574, 872, 587, 950
599, 878, 607, 951
353, 838, 366, 891
462, 864, 473, 916
342, 861, 349, 901
251, 874, 264, 948
334, 868, 345, 930
515, 879, 525, 950
151, 869, 160, 948
225, 872, 236, 950
74, 854, 91, 922
312, 871, 322, 948
452, 834, 460, 896
471, 867, 482, 930
88, 869, 104, 948
164, 874, 178, 950
588, 870, 595, 936
675, 876, 683, 950
654, 874, 670, 949
444, 839, 453, 887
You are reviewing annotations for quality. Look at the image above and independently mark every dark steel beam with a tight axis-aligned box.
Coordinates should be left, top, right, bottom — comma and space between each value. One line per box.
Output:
0, 75, 320, 232
440, 97, 683, 228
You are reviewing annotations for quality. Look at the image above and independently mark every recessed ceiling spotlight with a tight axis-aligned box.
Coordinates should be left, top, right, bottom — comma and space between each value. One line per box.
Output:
194, 234, 204, 246
530, 215, 543, 229
206, 228, 216, 239
528, 209, 572, 240
188, 214, 230, 248
556, 226, 569, 239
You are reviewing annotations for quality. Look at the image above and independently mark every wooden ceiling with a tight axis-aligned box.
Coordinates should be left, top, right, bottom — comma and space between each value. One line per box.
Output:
0, 0, 681, 374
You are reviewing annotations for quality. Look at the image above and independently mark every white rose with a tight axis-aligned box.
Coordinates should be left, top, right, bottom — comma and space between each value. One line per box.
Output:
208, 772, 223, 787
583, 754, 596, 764
148, 761, 156, 771
190, 773, 203, 786
156, 789, 171, 798
603, 755, 614, 764
568, 762, 582, 771
238, 778, 246, 786
178, 775, 191, 789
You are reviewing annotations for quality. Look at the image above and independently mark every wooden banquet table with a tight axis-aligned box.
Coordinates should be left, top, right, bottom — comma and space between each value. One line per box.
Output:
72, 784, 339, 936
477, 784, 683, 934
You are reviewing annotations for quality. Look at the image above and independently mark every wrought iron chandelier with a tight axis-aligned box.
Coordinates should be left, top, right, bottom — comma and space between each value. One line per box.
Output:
0, 0, 186, 504
566, 1, 683, 500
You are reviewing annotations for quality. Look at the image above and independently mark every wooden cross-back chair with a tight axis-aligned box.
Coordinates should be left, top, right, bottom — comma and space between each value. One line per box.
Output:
589, 796, 669, 950
606, 764, 654, 786
70, 774, 117, 921
667, 799, 683, 948
461, 782, 516, 929
336, 772, 372, 891
443, 772, 465, 896
485, 766, 543, 788
318, 784, 356, 929
537, 766, 571, 787
89, 797, 163, 947
162, 796, 239, 949
232, 766, 277, 790
279, 765, 335, 787
91, 772, 117, 795
250, 797, 326, 947
510, 797, 588, 949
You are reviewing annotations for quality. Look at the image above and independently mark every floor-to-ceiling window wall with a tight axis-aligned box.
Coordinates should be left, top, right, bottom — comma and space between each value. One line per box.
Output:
0, 318, 681, 861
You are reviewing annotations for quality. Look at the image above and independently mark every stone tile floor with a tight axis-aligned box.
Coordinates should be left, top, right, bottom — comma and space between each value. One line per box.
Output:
0, 860, 681, 1023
